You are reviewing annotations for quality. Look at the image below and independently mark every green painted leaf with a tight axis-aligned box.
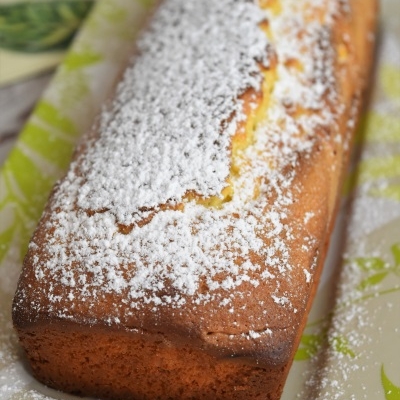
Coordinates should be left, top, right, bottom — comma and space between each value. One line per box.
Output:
354, 257, 386, 271
358, 112, 400, 143
392, 244, 400, 268
381, 365, 400, 400
3, 148, 53, 217
331, 336, 355, 358
34, 101, 78, 137
369, 184, 400, 202
63, 48, 103, 71
294, 334, 323, 361
294, 348, 313, 361
0, 1, 94, 53
357, 272, 389, 291
20, 122, 74, 170
381, 64, 400, 103
358, 156, 400, 182
344, 155, 400, 197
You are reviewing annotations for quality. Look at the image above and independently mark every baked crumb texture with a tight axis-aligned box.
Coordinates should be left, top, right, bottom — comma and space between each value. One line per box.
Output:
12, 0, 377, 399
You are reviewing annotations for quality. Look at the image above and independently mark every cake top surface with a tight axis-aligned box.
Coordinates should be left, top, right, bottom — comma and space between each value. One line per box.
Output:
20, 0, 346, 327
77, 0, 269, 224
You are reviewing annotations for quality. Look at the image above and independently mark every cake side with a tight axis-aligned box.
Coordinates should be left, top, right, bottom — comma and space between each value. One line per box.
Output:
16, 321, 294, 400
12, 0, 378, 399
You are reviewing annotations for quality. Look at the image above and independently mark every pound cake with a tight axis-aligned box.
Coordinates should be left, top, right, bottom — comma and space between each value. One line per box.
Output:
12, 0, 377, 399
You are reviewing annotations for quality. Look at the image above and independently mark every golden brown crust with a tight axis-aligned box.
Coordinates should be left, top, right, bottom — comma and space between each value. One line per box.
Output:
13, 0, 378, 399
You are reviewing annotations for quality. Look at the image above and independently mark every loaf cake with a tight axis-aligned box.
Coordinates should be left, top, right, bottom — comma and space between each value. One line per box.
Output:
12, 0, 377, 399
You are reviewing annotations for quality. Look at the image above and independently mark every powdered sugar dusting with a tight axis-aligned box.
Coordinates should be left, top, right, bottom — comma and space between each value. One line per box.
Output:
76, 0, 269, 224
21, 0, 343, 318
